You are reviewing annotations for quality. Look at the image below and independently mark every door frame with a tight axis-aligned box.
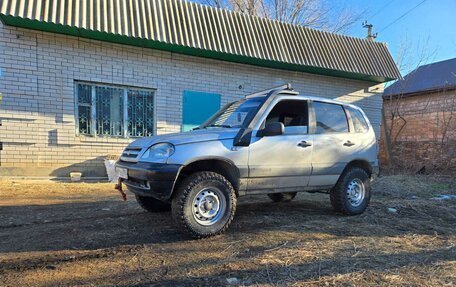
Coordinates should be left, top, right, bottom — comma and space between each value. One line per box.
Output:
246, 96, 313, 193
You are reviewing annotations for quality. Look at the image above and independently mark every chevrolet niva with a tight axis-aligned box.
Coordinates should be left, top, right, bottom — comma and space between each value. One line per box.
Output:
115, 84, 378, 238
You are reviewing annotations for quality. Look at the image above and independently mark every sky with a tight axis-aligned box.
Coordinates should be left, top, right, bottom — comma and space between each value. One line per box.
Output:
344, 0, 456, 75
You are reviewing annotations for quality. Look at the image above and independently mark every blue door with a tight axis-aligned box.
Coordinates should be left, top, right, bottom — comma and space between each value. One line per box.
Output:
182, 91, 221, 131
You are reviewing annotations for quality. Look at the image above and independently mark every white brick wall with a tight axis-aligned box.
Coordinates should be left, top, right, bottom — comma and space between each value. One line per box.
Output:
0, 21, 384, 177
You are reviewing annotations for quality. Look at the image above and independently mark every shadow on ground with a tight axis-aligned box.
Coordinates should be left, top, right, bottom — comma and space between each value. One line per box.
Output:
1, 191, 454, 254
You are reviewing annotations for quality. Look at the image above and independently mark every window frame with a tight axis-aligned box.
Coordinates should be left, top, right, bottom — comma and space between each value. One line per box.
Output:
257, 98, 310, 136
346, 106, 370, 134
74, 81, 157, 138
310, 100, 350, 134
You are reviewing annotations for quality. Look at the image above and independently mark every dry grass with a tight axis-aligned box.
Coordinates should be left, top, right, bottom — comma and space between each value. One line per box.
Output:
0, 175, 455, 286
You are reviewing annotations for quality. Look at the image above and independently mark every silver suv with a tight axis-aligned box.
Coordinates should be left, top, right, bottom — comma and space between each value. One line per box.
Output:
115, 84, 378, 238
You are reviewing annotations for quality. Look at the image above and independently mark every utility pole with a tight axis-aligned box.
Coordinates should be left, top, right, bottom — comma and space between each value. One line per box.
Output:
362, 21, 377, 41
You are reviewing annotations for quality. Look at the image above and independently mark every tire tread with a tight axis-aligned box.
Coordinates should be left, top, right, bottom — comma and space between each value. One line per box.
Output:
171, 171, 237, 239
330, 167, 370, 215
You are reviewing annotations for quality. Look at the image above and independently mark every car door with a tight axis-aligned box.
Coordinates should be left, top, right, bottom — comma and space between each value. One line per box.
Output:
309, 101, 356, 187
345, 105, 378, 167
247, 98, 313, 191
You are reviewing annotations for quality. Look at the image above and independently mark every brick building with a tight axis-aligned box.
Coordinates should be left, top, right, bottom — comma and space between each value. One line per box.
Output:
0, 0, 400, 178
380, 58, 456, 174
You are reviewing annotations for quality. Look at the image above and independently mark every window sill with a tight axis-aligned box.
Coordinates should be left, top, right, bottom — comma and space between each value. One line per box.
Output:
75, 135, 136, 144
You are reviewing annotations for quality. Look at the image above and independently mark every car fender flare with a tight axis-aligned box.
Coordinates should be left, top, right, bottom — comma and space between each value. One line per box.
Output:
171, 156, 243, 196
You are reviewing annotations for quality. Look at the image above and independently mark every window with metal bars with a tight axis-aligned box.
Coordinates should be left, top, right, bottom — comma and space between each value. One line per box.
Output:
75, 82, 155, 138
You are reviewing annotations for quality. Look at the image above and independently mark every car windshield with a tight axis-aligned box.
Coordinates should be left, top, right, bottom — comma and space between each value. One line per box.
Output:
200, 97, 265, 129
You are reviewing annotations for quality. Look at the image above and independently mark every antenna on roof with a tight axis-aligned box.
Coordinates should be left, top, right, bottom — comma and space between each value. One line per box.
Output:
362, 21, 377, 41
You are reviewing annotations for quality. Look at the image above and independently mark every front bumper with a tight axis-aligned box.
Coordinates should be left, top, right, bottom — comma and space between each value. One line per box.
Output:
115, 160, 182, 201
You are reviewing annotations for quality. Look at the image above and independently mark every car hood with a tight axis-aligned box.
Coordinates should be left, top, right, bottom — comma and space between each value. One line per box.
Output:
127, 128, 240, 148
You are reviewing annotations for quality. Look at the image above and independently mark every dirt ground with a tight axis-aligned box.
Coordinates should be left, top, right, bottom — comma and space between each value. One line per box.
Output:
0, 175, 455, 287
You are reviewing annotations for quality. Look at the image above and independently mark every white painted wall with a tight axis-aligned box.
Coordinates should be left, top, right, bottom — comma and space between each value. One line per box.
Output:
0, 22, 384, 177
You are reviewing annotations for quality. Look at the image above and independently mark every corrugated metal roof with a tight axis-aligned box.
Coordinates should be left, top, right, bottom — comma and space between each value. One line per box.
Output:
0, 0, 401, 82
384, 58, 456, 97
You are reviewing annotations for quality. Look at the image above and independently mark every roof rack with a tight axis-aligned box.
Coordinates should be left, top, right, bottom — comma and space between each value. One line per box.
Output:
245, 83, 293, 99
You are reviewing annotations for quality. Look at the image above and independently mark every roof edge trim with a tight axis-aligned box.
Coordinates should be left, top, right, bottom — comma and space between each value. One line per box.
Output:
382, 85, 456, 99
0, 15, 393, 83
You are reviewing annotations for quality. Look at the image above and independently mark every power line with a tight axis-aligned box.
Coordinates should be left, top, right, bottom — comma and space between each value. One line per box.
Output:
369, 0, 396, 19
378, 0, 427, 34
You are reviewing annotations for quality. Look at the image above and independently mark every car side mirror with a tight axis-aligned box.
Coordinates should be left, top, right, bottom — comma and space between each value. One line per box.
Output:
261, 122, 284, 137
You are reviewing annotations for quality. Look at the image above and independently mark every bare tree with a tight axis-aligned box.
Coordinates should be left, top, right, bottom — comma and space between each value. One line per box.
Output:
385, 36, 436, 150
195, 0, 363, 34
380, 37, 456, 174
199, 0, 230, 9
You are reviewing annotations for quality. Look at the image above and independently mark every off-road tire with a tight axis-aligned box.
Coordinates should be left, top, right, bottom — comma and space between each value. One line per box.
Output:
171, 171, 237, 238
267, 192, 297, 202
330, 167, 371, 215
135, 194, 171, 212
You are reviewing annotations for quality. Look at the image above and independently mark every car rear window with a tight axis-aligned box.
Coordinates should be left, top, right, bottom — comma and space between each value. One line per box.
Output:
347, 106, 369, 133
314, 102, 348, 134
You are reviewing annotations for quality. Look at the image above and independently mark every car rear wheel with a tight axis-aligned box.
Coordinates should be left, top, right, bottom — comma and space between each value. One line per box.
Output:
267, 192, 297, 202
330, 167, 371, 215
135, 194, 171, 212
172, 171, 237, 238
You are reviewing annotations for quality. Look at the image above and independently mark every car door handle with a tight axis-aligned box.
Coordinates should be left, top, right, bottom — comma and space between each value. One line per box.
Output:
343, 140, 355, 147
298, 140, 312, 148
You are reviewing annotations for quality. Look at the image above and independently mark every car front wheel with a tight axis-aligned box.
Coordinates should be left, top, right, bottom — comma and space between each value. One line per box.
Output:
172, 171, 237, 238
330, 167, 371, 215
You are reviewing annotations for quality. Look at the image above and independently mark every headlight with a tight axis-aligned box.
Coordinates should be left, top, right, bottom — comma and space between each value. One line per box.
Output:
140, 143, 175, 162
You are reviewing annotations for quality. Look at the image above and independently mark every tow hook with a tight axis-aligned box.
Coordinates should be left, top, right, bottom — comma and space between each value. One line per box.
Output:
115, 178, 127, 201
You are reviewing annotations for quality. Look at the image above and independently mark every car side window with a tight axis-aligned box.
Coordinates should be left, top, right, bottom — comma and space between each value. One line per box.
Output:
265, 100, 308, 134
347, 106, 369, 133
314, 102, 348, 134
